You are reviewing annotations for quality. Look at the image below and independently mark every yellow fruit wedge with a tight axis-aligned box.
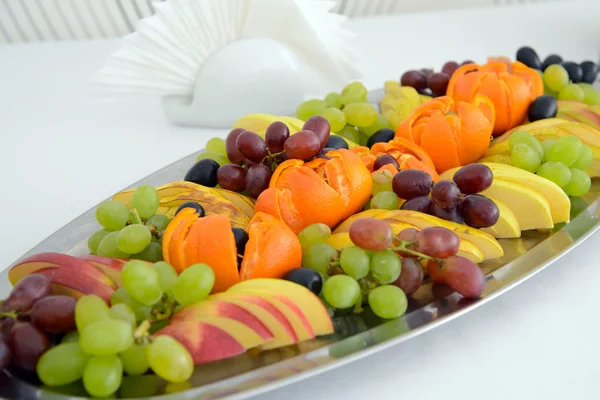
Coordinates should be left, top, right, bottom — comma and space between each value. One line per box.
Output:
480, 198, 521, 239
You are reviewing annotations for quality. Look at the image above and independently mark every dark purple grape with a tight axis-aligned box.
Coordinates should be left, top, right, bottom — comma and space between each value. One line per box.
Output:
225, 128, 246, 164
392, 169, 433, 200
431, 180, 461, 208
373, 154, 399, 171
431, 204, 464, 224
366, 128, 395, 148
175, 201, 205, 217
246, 164, 272, 198
2, 274, 51, 313
325, 135, 349, 150
283, 268, 323, 295
416, 227, 460, 259
562, 61, 583, 83
580, 61, 598, 84
316, 148, 335, 160
217, 164, 247, 192
427, 73, 450, 97
302, 116, 331, 150
442, 256, 486, 298
31, 295, 76, 334
392, 258, 424, 296
232, 228, 249, 270
265, 121, 290, 153
452, 164, 493, 194
441, 61, 460, 76
284, 130, 321, 160
401, 196, 433, 214
0, 340, 9, 371
460, 194, 499, 228
236, 131, 268, 163
542, 54, 563, 71
400, 70, 427, 90
184, 159, 219, 187
516, 46, 542, 70
528, 95, 558, 122
6, 322, 50, 372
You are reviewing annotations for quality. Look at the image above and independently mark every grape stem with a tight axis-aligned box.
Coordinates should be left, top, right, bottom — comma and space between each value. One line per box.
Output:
353, 294, 364, 314
390, 240, 442, 264
130, 209, 143, 225
0, 310, 18, 319
134, 319, 151, 341
326, 260, 344, 276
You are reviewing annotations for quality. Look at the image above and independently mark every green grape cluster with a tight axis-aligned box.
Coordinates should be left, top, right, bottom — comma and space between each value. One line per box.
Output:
37, 259, 216, 398
89, 185, 170, 263
543, 64, 600, 104
510, 131, 592, 196
295, 82, 392, 146
198, 137, 230, 166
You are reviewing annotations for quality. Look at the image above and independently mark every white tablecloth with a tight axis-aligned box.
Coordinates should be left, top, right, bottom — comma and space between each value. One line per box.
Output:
1, 1, 599, 399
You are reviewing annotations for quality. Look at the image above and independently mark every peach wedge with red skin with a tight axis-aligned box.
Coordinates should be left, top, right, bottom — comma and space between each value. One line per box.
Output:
32, 268, 115, 303
79, 255, 131, 288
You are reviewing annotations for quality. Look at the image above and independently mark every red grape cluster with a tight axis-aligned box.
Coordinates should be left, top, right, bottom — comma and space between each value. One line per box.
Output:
218, 116, 332, 198
400, 60, 476, 97
394, 164, 500, 228
0, 274, 75, 373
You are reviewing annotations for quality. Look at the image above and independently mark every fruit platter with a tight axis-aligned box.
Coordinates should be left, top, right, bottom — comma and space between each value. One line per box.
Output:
2, 47, 600, 399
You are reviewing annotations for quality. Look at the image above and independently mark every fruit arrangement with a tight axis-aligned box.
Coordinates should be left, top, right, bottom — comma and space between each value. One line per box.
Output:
2, 46, 600, 398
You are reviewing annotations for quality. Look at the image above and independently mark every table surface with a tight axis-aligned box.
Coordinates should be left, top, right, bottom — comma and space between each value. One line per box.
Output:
1, 1, 600, 399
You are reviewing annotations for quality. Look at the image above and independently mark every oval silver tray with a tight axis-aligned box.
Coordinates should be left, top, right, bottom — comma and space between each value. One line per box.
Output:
2, 99, 600, 400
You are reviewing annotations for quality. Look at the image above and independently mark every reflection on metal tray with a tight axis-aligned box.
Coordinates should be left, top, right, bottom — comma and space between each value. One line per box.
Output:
2, 119, 600, 400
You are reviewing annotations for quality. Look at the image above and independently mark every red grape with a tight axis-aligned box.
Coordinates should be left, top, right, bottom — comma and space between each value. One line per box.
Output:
392, 169, 433, 200
0, 340, 9, 371
349, 218, 393, 251
420, 68, 434, 79
217, 164, 247, 192
400, 70, 427, 90
265, 121, 290, 153
0, 319, 14, 341
6, 322, 50, 372
393, 258, 424, 296
302, 116, 330, 150
452, 163, 493, 194
236, 131, 268, 163
461, 195, 499, 228
461, 60, 476, 66
416, 227, 460, 258
373, 155, 399, 171
246, 164, 272, 198
431, 281, 455, 299
31, 295, 76, 334
401, 196, 433, 214
441, 61, 460, 76
225, 128, 246, 164
431, 204, 464, 224
284, 130, 321, 160
418, 88, 433, 96
431, 180, 461, 208
442, 256, 486, 298
426, 260, 446, 283
427, 72, 450, 97
2, 274, 51, 312
397, 227, 419, 242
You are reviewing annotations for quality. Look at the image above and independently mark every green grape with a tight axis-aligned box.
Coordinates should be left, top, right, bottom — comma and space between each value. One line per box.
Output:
97, 231, 130, 259
205, 137, 227, 156
120, 343, 150, 376
344, 103, 378, 128
322, 275, 361, 309
370, 191, 399, 210
562, 168, 591, 196
152, 261, 178, 294
541, 140, 555, 163
109, 303, 136, 328
340, 246, 370, 280
83, 355, 123, 398
547, 135, 582, 166
544, 84, 558, 97
75, 295, 111, 331
340, 82, 368, 105
371, 169, 394, 196
196, 151, 229, 166
146, 335, 194, 383
572, 144, 593, 170
302, 243, 337, 274
37, 343, 90, 386
96, 201, 130, 230
357, 129, 371, 146
296, 99, 327, 121
297, 223, 332, 250
146, 214, 171, 231
122, 260, 164, 306
61, 331, 80, 344
131, 185, 160, 219
368, 285, 407, 319
117, 224, 152, 254
88, 229, 113, 254
370, 250, 402, 284
80, 319, 134, 355
511, 143, 541, 173
537, 161, 572, 187
110, 288, 151, 322
324, 92, 342, 108
558, 83, 584, 101
164, 381, 192, 394
362, 114, 392, 137
579, 83, 600, 105
173, 263, 215, 305
338, 125, 361, 144
321, 107, 347, 133
509, 130, 543, 158
131, 242, 163, 262
543, 64, 569, 92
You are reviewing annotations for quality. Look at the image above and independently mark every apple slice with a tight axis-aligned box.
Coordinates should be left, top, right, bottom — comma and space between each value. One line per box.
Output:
228, 279, 334, 337
155, 317, 266, 365
35, 268, 114, 303
80, 255, 129, 287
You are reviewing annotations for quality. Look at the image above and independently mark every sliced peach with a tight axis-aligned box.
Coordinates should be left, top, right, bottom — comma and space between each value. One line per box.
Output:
34, 268, 114, 303
80, 255, 131, 287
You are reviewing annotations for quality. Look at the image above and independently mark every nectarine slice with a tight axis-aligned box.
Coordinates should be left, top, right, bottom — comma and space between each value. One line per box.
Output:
34, 268, 114, 303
